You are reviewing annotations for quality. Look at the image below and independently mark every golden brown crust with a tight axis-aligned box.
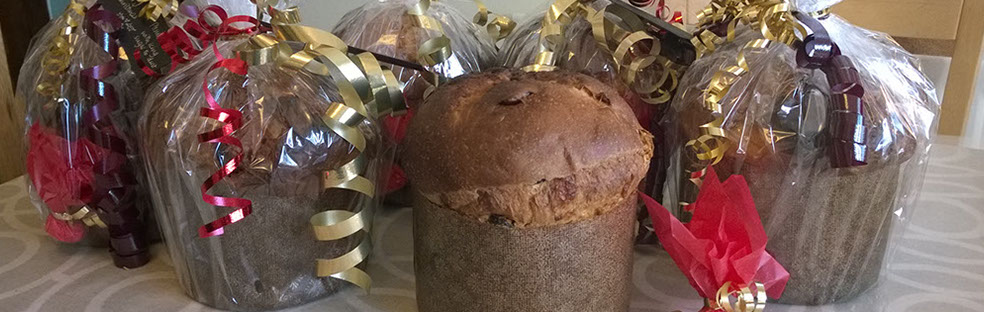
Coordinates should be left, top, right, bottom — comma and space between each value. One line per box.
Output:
404, 69, 653, 227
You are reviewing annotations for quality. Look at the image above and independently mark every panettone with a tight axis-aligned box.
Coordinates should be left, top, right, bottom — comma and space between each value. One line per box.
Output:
664, 22, 937, 304
140, 40, 382, 311
405, 69, 651, 312
404, 69, 653, 227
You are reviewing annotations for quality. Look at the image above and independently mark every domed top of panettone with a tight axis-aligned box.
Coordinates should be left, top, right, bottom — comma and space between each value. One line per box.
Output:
404, 69, 653, 227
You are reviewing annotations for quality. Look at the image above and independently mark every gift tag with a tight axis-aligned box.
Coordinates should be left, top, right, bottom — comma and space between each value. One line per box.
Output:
98, 0, 172, 76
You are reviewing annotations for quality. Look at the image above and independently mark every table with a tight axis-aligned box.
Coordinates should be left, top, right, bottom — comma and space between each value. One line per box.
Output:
1, 137, 982, 312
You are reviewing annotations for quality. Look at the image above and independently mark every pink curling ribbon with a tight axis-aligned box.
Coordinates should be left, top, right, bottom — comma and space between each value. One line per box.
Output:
79, 5, 150, 268
193, 10, 263, 238
629, 0, 683, 23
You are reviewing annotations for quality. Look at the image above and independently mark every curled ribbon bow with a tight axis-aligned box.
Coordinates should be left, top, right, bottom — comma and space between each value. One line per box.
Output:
136, 0, 179, 21
194, 4, 403, 291
680, 0, 867, 210
79, 4, 152, 268
702, 282, 767, 312
523, 0, 687, 106
642, 167, 789, 312
36, 0, 86, 100
146, 6, 261, 76
473, 0, 516, 42
682, 0, 808, 209
191, 7, 263, 239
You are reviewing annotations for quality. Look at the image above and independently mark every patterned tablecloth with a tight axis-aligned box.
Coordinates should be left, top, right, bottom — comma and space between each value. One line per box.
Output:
1, 137, 983, 312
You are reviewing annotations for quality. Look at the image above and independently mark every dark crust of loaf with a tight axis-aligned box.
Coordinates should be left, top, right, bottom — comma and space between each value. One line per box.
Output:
404, 69, 654, 227
414, 191, 636, 312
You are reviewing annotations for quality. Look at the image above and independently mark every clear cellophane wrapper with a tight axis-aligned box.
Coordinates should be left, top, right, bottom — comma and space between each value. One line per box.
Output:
140, 36, 390, 310
662, 14, 939, 305
16, 4, 154, 265
498, 1, 660, 128
332, 0, 496, 203
333, 0, 496, 109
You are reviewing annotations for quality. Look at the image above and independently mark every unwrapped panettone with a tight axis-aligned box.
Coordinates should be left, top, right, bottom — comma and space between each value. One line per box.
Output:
405, 69, 652, 312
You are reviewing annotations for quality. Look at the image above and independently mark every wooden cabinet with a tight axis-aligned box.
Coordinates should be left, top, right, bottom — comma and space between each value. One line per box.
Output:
0, 22, 26, 183
678, 0, 982, 136
835, 0, 983, 136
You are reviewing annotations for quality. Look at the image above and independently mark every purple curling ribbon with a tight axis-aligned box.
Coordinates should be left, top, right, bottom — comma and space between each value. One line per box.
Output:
794, 12, 867, 168
80, 5, 150, 268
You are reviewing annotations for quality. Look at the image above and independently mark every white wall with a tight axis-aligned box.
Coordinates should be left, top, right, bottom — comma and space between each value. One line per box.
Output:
961, 42, 984, 149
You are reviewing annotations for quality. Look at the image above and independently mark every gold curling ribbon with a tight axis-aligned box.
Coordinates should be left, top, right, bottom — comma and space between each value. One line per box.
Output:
316, 238, 372, 290
473, 0, 516, 42
36, 0, 86, 99
519, 0, 688, 102
681, 0, 806, 210
522, 0, 581, 72
136, 0, 179, 21
809, 7, 832, 19
408, 0, 452, 67
232, 7, 406, 292
51, 205, 108, 228
707, 282, 767, 312
681, 0, 806, 209
585, 3, 685, 105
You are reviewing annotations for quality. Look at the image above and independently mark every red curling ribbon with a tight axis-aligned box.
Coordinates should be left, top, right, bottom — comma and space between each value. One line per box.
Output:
193, 13, 261, 238
641, 167, 789, 305
79, 5, 150, 267
670, 11, 683, 24
135, 6, 260, 77
654, 0, 669, 19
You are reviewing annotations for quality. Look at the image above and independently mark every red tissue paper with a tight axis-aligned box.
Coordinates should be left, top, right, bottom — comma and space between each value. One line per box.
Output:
642, 167, 790, 306
381, 109, 413, 194
27, 122, 109, 242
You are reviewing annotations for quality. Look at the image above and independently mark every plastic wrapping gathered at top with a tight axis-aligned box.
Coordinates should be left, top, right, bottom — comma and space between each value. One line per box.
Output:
16, 1, 156, 268
332, 0, 498, 110
498, 1, 609, 71
497, 0, 695, 243
792, 0, 843, 13
140, 1, 392, 310
662, 3, 939, 306
188, 0, 301, 18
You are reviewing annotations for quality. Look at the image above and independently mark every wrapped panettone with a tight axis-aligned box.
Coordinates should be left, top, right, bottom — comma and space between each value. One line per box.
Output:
662, 0, 939, 305
405, 69, 653, 312
17, 2, 154, 267
140, 3, 398, 310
